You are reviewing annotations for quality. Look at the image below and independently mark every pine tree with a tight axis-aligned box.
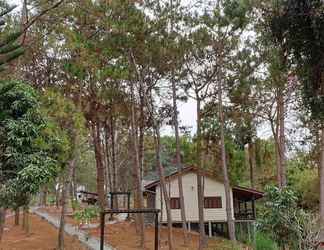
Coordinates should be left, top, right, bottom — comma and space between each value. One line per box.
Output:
0, 4, 24, 70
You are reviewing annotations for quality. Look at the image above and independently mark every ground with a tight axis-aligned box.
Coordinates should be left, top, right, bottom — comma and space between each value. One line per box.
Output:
1, 213, 87, 250
39, 206, 247, 250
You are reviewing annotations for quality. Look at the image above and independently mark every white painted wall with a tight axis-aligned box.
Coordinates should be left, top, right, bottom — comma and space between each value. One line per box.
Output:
155, 172, 234, 222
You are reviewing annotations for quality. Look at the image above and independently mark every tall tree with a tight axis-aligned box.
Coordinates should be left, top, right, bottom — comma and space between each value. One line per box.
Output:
41, 90, 86, 250
269, 0, 324, 231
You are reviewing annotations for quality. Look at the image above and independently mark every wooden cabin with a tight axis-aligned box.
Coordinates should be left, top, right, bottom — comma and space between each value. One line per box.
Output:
144, 166, 264, 238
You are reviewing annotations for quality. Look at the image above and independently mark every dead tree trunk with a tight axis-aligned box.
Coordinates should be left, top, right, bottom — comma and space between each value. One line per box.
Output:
218, 80, 236, 241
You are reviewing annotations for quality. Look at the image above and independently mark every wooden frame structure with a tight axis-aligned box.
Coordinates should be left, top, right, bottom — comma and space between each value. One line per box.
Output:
100, 208, 160, 250
78, 190, 98, 205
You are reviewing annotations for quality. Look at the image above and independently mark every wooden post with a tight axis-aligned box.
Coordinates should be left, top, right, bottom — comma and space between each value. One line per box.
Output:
244, 201, 248, 219
127, 193, 131, 220
100, 212, 105, 250
208, 221, 212, 237
252, 197, 256, 220
110, 193, 114, 220
110, 193, 114, 209
155, 212, 159, 250
247, 221, 251, 243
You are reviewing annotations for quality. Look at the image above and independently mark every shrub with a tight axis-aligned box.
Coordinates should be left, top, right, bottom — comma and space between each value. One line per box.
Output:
73, 206, 99, 226
258, 185, 320, 250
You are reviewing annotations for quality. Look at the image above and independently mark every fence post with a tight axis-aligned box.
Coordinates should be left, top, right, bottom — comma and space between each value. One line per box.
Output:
100, 212, 105, 250
155, 212, 159, 250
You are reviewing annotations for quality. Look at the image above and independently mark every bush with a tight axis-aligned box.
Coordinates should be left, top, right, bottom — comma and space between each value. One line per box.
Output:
258, 185, 320, 250
255, 232, 278, 250
73, 206, 99, 226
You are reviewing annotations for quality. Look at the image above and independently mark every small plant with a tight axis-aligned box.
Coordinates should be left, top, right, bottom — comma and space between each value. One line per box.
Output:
73, 206, 99, 227
48, 195, 55, 205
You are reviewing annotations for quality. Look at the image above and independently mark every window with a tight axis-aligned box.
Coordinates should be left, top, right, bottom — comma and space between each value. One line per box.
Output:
204, 197, 222, 208
170, 198, 180, 209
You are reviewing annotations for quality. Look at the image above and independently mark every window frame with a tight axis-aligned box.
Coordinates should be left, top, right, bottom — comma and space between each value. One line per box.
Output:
204, 196, 222, 209
170, 197, 181, 209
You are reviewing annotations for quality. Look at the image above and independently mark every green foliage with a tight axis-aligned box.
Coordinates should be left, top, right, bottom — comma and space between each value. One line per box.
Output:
73, 206, 99, 226
269, 0, 324, 121
288, 161, 319, 209
254, 232, 279, 250
40, 89, 87, 164
0, 80, 59, 208
258, 185, 319, 249
258, 185, 299, 247
0, 2, 24, 70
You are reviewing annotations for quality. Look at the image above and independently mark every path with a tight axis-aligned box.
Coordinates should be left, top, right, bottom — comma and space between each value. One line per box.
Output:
32, 208, 115, 250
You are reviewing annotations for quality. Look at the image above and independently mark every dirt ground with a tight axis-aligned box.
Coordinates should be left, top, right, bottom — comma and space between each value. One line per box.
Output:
40, 206, 244, 250
0, 213, 87, 250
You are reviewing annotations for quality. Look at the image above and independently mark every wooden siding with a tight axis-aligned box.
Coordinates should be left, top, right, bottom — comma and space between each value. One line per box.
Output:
155, 172, 234, 222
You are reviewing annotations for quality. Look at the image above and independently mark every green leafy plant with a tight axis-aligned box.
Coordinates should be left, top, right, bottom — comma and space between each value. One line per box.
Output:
258, 185, 319, 249
73, 206, 99, 226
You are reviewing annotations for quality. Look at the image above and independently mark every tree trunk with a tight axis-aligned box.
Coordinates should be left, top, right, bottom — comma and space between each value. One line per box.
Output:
58, 159, 75, 250
218, 80, 236, 241
319, 127, 324, 230
110, 113, 118, 208
274, 89, 286, 188
92, 121, 107, 210
56, 180, 61, 209
43, 186, 48, 207
154, 124, 174, 250
104, 122, 113, 193
196, 98, 206, 250
139, 82, 145, 179
22, 205, 30, 235
278, 91, 286, 187
15, 208, 20, 225
0, 208, 6, 242
248, 143, 256, 188
171, 76, 188, 245
130, 81, 145, 248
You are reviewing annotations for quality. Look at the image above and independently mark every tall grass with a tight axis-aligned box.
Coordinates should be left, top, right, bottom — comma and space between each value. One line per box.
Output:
254, 232, 279, 250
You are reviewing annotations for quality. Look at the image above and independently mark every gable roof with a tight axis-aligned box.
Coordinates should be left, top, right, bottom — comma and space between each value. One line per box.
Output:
144, 166, 264, 200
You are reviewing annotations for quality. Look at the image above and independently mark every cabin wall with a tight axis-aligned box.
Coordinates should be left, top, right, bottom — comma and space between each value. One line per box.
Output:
155, 172, 234, 223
